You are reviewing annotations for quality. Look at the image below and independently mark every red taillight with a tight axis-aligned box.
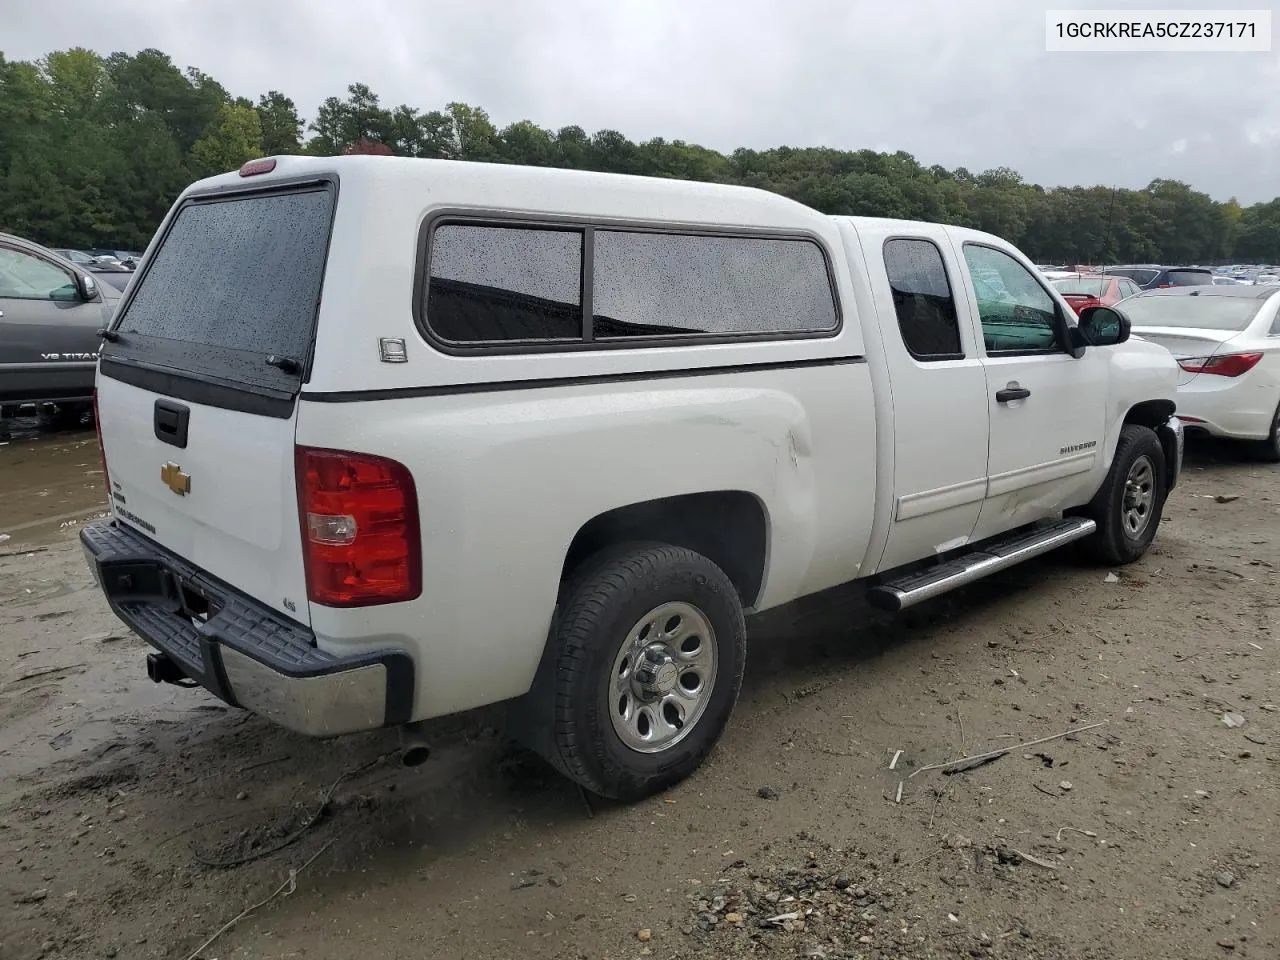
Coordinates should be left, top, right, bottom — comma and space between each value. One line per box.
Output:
239, 157, 277, 177
93, 390, 109, 496
1157, 283, 1175, 288
295, 447, 421, 607
1177, 352, 1264, 378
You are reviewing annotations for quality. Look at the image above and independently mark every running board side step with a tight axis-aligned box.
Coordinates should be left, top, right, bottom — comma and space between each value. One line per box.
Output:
866, 517, 1097, 613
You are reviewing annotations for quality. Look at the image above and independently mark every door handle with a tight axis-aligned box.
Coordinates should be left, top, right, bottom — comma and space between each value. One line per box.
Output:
154, 399, 190, 448
996, 387, 1031, 403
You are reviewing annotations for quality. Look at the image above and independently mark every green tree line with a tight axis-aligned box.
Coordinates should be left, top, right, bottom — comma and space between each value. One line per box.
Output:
3, 46, 1279, 262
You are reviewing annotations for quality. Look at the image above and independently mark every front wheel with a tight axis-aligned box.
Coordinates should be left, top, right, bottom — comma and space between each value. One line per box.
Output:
1085, 424, 1167, 565
534, 543, 746, 801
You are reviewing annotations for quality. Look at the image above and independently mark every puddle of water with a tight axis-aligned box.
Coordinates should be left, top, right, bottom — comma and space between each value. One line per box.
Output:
0, 417, 108, 546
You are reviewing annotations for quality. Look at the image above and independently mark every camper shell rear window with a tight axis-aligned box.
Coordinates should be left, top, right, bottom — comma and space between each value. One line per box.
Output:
102, 182, 336, 410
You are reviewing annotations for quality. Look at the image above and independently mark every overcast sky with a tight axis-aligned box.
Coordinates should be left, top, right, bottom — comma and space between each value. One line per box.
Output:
7, 0, 1279, 202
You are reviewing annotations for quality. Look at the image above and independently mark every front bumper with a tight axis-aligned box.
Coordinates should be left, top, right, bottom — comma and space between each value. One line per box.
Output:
80, 520, 414, 737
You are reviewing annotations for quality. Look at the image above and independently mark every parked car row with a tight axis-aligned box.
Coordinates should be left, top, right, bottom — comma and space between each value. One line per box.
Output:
54, 247, 141, 270
1212, 264, 1280, 285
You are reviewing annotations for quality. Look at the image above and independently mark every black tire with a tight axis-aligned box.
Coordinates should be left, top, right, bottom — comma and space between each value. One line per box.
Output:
40, 402, 90, 431
1246, 398, 1280, 463
1085, 424, 1167, 565
533, 542, 746, 801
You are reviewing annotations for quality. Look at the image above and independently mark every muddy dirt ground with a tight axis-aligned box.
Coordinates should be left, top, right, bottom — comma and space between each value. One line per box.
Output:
1, 419, 1277, 960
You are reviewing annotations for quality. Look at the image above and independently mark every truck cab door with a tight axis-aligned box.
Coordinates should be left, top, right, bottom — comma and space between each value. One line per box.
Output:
859, 230, 991, 571
954, 241, 1108, 542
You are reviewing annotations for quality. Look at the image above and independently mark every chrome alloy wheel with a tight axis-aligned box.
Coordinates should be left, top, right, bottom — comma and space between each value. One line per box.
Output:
609, 601, 718, 753
1122, 454, 1155, 537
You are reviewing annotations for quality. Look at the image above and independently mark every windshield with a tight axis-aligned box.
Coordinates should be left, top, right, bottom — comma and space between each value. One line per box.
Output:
1053, 278, 1107, 296
1165, 270, 1213, 286
1123, 295, 1263, 331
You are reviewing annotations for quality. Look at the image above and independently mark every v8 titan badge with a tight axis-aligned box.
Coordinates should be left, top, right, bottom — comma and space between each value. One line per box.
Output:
160, 461, 191, 496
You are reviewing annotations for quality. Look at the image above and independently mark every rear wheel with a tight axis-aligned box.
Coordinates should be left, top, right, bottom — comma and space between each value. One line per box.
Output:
532, 543, 746, 801
1247, 398, 1280, 463
1085, 424, 1167, 565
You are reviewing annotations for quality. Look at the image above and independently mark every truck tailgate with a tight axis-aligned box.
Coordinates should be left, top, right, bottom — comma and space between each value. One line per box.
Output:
98, 374, 309, 623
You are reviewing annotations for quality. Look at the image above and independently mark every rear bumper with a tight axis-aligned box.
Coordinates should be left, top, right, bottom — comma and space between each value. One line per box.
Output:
1174, 377, 1277, 440
80, 520, 414, 737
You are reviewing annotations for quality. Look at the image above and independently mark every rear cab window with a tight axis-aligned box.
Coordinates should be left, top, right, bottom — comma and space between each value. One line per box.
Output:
1053, 277, 1107, 296
1165, 270, 1213, 286
1120, 295, 1264, 331
1111, 268, 1159, 286
102, 182, 336, 414
882, 238, 963, 360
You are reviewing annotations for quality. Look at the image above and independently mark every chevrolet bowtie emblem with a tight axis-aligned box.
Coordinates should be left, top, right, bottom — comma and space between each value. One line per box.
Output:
160, 461, 191, 496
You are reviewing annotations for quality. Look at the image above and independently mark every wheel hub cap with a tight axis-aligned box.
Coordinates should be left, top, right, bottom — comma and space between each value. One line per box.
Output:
633, 648, 679, 700
1122, 455, 1155, 537
609, 601, 718, 754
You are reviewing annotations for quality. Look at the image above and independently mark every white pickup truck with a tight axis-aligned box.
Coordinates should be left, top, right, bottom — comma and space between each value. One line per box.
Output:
82, 156, 1182, 800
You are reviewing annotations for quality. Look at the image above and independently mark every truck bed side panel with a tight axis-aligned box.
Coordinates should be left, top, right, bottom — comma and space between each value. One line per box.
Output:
296, 363, 876, 720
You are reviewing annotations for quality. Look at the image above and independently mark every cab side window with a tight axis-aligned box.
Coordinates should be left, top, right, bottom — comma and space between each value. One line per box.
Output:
962, 244, 1061, 353
883, 238, 962, 359
0, 247, 78, 301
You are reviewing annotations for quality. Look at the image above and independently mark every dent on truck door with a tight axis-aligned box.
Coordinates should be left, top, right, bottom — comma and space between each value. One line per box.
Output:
960, 243, 1107, 540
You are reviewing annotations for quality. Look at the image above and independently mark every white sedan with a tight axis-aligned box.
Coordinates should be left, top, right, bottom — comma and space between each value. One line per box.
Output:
1121, 285, 1280, 460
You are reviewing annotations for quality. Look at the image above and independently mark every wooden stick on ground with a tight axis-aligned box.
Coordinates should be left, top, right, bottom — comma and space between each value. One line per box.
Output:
905, 720, 1109, 780
183, 837, 336, 960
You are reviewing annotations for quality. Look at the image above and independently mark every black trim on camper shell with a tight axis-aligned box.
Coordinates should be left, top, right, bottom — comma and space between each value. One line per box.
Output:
301, 354, 868, 403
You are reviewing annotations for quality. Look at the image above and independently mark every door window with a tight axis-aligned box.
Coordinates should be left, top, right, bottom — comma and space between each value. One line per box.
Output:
0, 248, 78, 301
963, 245, 1062, 353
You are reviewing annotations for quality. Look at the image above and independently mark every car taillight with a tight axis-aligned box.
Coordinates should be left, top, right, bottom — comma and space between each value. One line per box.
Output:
93, 390, 109, 496
1157, 283, 1175, 288
1177, 352, 1264, 378
295, 447, 421, 607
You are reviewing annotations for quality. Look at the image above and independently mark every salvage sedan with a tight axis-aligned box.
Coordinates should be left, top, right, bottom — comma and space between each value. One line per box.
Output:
1123, 285, 1280, 460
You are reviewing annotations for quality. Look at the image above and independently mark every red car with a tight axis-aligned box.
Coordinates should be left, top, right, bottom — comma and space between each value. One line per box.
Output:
1051, 274, 1143, 315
